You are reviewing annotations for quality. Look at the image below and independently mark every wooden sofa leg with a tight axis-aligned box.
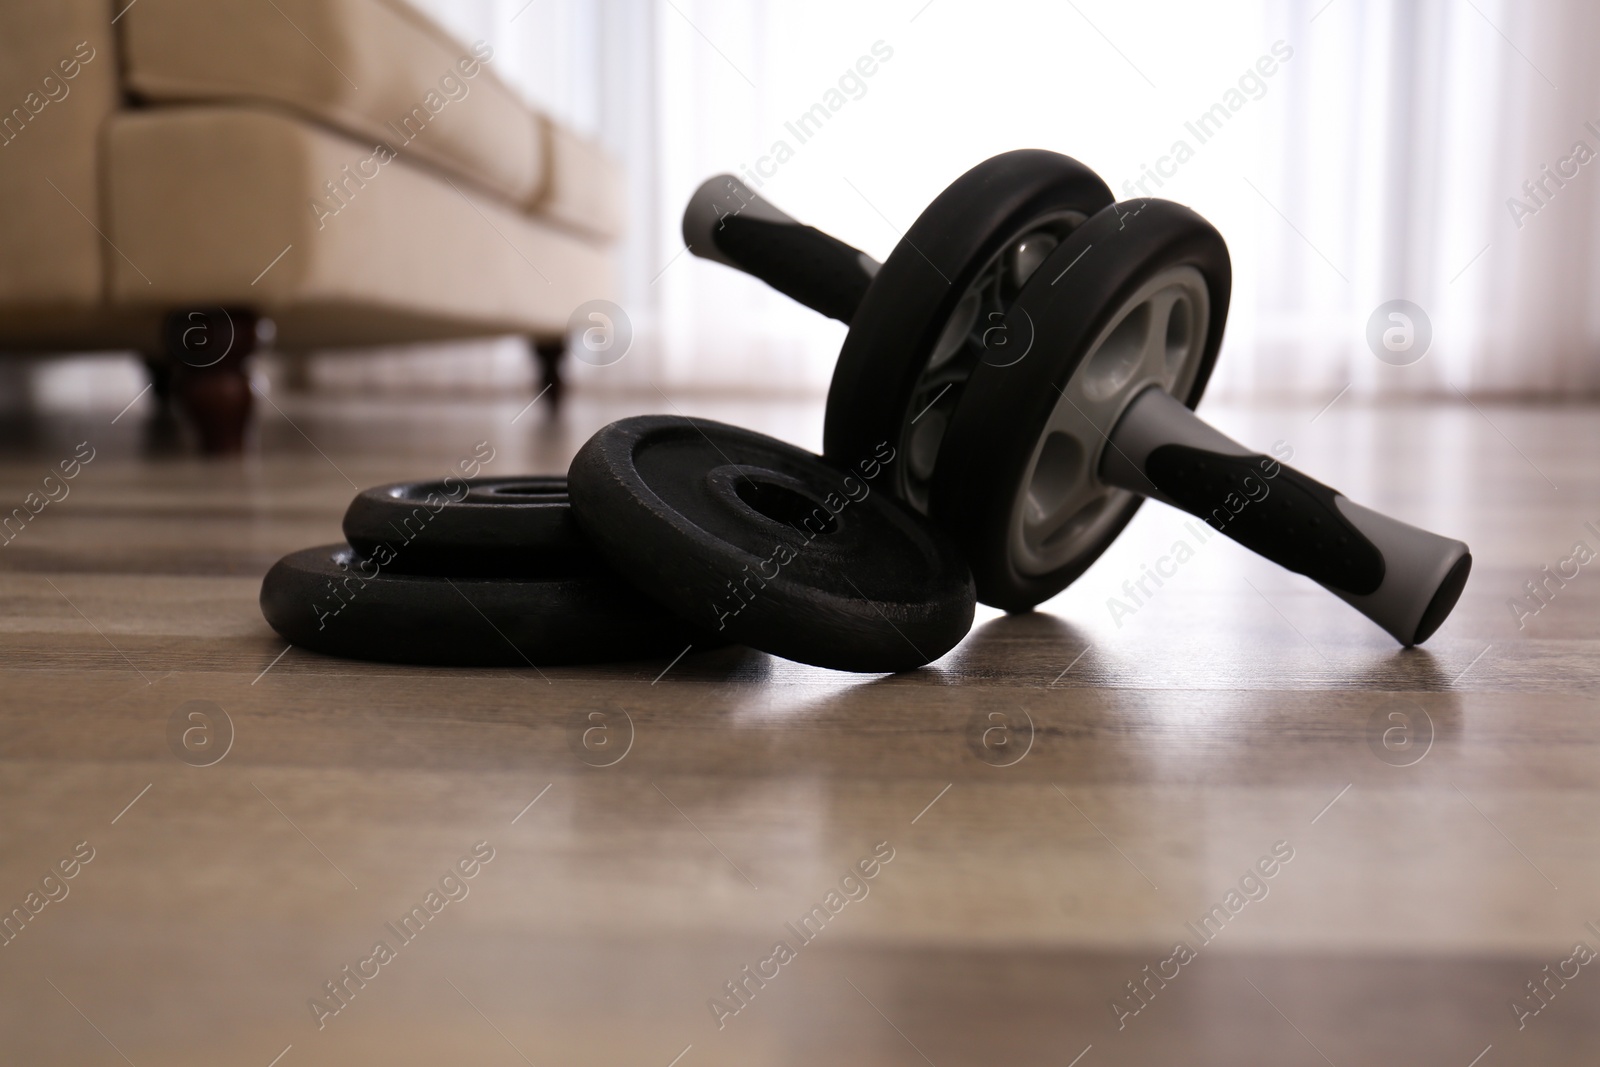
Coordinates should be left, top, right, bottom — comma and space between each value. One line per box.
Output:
164, 309, 261, 455
533, 337, 566, 412
136, 352, 185, 454
141, 353, 174, 407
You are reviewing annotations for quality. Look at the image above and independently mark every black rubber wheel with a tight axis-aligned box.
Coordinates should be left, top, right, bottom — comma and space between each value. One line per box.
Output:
568, 415, 975, 673
931, 199, 1233, 611
342, 476, 591, 576
259, 544, 707, 667
822, 149, 1113, 511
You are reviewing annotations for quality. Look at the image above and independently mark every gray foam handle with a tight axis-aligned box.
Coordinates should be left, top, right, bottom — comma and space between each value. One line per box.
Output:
682, 174, 807, 271
1328, 498, 1473, 647
1101, 387, 1471, 646
681, 174, 880, 324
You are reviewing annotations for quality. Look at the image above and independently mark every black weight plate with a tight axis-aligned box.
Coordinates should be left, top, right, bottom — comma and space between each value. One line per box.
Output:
260, 544, 706, 667
823, 149, 1113, 510
343, 476, 591, 576
932, 199, 1232, 610
568, 416, 975, 673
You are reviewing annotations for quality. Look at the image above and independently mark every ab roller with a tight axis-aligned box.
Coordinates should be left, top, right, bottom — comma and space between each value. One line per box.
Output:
261, 149, 1471, 673
683, 151, 1470, 646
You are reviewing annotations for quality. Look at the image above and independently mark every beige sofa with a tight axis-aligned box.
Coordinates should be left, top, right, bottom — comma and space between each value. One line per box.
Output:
0, 0, 622, 450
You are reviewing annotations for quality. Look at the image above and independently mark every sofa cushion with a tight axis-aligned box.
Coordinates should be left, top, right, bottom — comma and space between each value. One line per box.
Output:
118, 0, 546, 211
534, 117, 626, 241
104, 107, 614, 348
0, 1, 119, 311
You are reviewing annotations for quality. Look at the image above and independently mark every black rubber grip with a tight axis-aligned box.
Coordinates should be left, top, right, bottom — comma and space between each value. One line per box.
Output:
1145, 445, 1385, 596
712, 215, 874, 324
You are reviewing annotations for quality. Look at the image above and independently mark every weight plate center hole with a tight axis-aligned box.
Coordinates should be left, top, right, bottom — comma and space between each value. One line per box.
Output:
487, 484, 567, 500
736, 478, 839, 536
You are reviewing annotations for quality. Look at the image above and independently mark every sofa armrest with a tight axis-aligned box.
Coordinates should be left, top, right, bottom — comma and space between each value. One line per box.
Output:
0, 2, 119, 310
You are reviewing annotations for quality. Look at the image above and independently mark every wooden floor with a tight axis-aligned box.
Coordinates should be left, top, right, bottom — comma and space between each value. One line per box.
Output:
2, 383, 1598, 1066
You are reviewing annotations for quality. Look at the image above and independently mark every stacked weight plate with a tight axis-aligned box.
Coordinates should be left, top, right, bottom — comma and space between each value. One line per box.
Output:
261, 422, 977, 672
261, 475, 713, 668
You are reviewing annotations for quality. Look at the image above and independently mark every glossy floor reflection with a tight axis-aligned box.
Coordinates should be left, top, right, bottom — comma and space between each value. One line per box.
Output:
0, 386, 1596, 1065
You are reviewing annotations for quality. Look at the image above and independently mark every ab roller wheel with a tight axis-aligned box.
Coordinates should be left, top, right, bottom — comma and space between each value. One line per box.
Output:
686, 155, 1472, 644
685, 149, 1114, 512
934, 199, 1227, 610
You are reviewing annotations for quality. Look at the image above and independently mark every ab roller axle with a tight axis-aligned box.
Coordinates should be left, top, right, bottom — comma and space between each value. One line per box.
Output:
261, 149, 1471, 674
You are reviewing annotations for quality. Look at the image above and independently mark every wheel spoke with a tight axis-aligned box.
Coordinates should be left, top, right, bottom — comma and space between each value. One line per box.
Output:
1139, 288, 1179, 378
1027, 480, 1107, 549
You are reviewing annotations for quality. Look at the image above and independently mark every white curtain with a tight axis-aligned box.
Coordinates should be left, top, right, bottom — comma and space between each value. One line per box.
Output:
412, 0, 1600, 399
1238, 0, 1600, 399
